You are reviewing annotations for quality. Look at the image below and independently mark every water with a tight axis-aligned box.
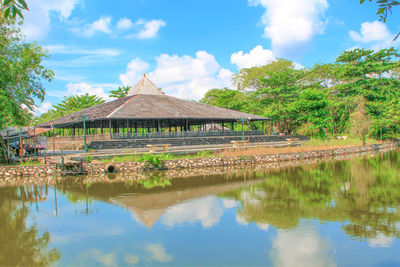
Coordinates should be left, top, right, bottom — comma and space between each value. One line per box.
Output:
1, 150, 400, 266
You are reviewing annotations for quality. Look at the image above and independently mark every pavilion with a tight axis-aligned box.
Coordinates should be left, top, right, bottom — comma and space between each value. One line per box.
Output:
37, 74, 269, 140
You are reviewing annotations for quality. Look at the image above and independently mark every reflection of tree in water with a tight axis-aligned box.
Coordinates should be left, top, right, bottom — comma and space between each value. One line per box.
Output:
222, 150, 400, 240
137, 172, 171, 189
0, 187, 61, 266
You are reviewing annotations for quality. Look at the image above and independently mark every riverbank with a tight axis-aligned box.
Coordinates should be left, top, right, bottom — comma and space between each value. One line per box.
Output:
0, 141, 398, 186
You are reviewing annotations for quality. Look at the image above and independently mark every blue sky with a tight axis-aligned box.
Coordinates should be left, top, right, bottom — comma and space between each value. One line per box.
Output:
21, 0, 400, 115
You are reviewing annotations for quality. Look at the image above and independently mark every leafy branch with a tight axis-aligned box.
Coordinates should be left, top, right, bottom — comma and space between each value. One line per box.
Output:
0, 0, 28, 19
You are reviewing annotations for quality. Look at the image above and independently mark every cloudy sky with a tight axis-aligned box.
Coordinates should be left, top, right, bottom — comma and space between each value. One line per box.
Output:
22, 0, 400, 115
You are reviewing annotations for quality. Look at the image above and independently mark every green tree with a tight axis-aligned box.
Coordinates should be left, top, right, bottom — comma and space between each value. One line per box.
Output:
334, 48, 400, 139
245, 59, 309, 134
0, 13, 53, 128
295, 87, 332, 137
349, 95, 371, 145
200, 88, 248, 112
109, 85, 132, 99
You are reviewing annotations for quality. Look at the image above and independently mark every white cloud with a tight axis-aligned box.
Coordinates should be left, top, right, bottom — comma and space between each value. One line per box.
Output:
44, 45, 121, 57
368, 233, 395, 248
119, 58, 150, 86
231, 45, 275, 69
270, 227, 336, 267
145, 244, 173, 263
78, 16, 112, 37
35, 101, 53, 116
120, 51, 233, 100
117, 18, 134, 30
128, 19, 166, 39
22, 0, 79, 40
349, 21, 398, 49
66, 82, 111, 101
249, 0, 329, 57
162, 196, 224, 227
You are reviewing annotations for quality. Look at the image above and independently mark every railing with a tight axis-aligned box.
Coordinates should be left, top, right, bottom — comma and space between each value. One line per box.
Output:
111, 130, 264, 140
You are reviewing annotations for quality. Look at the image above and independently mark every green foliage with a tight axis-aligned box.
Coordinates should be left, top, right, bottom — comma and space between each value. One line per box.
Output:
0, 0, 28, 19
195, 150, 212, 158
0, 14, 53, 128
0, 136, 10, 164
85, 153, 93, 163
138, 153, 168, 170
200, 88, 247, 111
202, 48, 400, 139
109, 85, 132, 99
138, 173, 171, 189
360, 0, 399, 23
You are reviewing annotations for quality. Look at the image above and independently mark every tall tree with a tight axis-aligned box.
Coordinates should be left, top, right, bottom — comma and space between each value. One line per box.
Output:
0, 12, 53, 128
200, 88, 248, 112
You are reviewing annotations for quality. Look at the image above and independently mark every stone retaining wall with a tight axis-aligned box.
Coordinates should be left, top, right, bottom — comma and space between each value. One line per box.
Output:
0, 142, 398, 186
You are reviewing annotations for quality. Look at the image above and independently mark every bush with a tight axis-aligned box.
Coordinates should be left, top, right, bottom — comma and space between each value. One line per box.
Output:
138, 153, 168, 170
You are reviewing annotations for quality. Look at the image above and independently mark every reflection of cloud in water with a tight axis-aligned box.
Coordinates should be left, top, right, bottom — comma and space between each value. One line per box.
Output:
270, 226, 336, 267
50, 226, 124, 244
369, 233, 395, 248
124, 254, 140, 265
222, 198, 237, 209
146, 244, 173, 262
78, 249, 118, 267
162, 196, 223, 227
257, 223, 269, 232
236, 213, 248, 226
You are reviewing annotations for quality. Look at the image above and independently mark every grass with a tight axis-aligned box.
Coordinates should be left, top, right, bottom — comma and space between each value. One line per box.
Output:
94, 136, 384, 163
99, 150, 216, 163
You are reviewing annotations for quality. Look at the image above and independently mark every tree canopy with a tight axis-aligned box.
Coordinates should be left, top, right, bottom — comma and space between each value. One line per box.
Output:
201, 47, 400, 139
0, 13, 53, 128
109, 85, 132, 99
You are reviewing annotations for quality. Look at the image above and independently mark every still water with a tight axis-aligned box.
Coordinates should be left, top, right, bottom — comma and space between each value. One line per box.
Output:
1, 150, 400, 266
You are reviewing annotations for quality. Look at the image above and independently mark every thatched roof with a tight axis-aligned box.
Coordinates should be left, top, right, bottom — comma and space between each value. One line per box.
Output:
37, 76, 269, 128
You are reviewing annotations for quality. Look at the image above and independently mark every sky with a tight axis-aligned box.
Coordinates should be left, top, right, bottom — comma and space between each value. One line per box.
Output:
21, 0, 400, 115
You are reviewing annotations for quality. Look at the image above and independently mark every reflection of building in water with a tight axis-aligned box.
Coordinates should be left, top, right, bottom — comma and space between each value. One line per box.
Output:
110, 180, 259, 229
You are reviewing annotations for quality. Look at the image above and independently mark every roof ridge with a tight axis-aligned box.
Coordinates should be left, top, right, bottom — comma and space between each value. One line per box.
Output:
106, 94, 140, 118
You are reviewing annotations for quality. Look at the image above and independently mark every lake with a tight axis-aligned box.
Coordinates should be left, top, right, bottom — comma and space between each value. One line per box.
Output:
1, 150, 399, 266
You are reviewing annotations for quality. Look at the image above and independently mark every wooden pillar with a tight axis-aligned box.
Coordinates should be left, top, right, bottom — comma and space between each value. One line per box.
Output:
157, 120, 160, 133
222, 122, 225, 133
231, 122, 234, 131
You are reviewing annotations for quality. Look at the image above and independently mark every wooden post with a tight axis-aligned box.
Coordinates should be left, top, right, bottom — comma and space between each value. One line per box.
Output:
6, 130, 10, 160
53, 126, 55, 155
109, 120, 112, 138
19, 127, 23, 160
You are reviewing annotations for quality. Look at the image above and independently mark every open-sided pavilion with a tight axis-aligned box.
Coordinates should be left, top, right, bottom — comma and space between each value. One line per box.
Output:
37, 75, 269, 142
